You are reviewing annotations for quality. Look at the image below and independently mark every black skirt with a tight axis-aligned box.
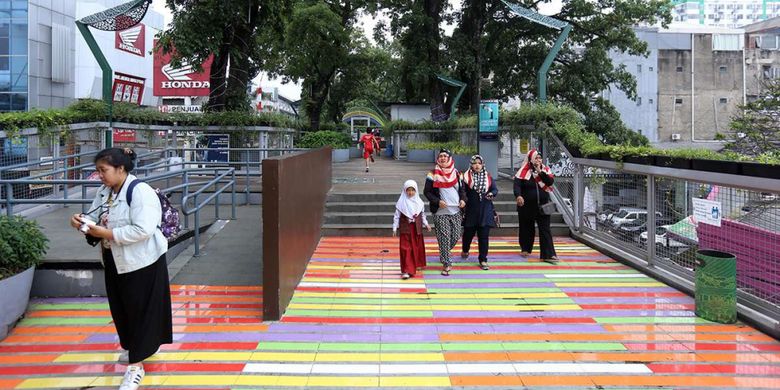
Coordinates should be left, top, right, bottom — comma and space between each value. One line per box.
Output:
103, 249, 173, 364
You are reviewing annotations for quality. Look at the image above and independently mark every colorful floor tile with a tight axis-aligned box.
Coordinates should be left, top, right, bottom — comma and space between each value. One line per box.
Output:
1, 237, 779, 388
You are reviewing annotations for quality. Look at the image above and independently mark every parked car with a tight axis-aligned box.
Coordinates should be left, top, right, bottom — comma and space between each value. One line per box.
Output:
615, 217, 675, 240
608, 208, 663, 229
639, 225, 689, 255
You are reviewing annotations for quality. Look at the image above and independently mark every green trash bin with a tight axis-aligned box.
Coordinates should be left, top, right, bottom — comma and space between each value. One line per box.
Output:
695, 249, 737, 324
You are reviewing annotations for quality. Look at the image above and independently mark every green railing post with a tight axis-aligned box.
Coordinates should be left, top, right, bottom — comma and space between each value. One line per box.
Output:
76, 22, 113, 148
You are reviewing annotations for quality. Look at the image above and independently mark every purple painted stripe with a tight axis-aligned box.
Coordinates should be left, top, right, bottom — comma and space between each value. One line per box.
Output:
431, 310, 696, 318
560, 287, 680, 293
571, 297, 694, 304
380, 333, 440, 343
267, 324, 382, 333
435, 325, 495, 334
425, 274, 543, 279
428, 283, 556, 288
31, 297, 107, 304
491, 324, 607, 333
178, 333, 266, 342
380, 325, 439, 334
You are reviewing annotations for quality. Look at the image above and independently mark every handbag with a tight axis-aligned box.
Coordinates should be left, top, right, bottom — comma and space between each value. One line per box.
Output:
535, 177, 556, 215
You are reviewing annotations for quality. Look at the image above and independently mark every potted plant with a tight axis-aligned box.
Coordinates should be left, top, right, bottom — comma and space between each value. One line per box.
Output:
0, 216, 48, 341
407, 142, 436, 163
297, 130, 352, 162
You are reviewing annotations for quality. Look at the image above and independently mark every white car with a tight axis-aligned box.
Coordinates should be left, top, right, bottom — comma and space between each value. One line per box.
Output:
639, 225, 688, 249
609, 208, 663, 229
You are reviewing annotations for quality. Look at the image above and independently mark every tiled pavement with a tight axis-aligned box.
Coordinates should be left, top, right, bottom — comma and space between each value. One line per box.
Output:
1, 237, 780, 388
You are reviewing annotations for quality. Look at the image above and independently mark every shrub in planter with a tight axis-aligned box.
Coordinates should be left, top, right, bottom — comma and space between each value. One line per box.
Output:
0, 216, 48, 341
407, 142, 437, 163
297, 130, 352, 162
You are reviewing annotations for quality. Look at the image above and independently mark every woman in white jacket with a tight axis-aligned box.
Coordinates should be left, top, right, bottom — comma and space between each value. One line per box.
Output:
70, 148, 171, 390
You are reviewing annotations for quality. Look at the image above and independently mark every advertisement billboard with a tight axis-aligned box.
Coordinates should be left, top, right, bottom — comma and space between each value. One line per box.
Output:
112, 73, 145, 105
153, 41, 213, 96
115, 23, 145, 57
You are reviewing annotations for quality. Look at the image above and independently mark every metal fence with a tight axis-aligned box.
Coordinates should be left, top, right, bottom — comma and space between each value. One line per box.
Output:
538, 134, 780, 329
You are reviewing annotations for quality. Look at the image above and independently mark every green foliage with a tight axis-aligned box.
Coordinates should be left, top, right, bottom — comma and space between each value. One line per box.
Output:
725, 78, 780, 157
297, 130, 352, 149
0, 216, 48, 280
407, 141, 476, 155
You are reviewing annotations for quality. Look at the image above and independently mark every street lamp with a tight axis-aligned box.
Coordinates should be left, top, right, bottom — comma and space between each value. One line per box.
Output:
501, 0, 572, 103
76, 0, 152, 148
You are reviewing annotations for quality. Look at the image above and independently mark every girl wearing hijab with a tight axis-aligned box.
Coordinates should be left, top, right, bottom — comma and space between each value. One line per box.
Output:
392, 180, 431, 279
423, 149, 466, 276
513, 149, 558, 264
461, 155, 498, 270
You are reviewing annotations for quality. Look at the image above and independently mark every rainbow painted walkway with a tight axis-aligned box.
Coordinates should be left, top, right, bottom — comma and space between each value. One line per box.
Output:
1, 236, 779, 388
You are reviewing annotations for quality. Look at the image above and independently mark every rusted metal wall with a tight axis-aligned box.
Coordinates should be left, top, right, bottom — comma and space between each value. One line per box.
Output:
262, 147, 332, 320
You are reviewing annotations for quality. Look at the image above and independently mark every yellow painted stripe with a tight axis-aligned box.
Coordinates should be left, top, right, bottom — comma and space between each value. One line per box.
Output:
185, 352, 254, 361
163, 375, 241, 386
381, 377, 451, 387
250, 352, 317, 361
307, 377, 379, 387
555, 282, 665, 287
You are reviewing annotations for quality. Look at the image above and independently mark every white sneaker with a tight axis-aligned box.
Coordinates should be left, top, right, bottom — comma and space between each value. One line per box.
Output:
118, 349, 129, 364
119, 365, 144, 390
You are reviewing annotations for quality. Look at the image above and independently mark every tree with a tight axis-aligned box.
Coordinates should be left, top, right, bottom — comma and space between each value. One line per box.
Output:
380, 0, 448, 119
448, 0, 669, 143
282, 2, 350, 130
726, 78, 780, 157
156, 0, 290, 111
585, 98, 648, 146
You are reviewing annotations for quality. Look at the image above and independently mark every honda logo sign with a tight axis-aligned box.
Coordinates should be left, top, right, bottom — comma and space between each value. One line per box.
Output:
153, 40, 213, 96
115, 24, 145, 57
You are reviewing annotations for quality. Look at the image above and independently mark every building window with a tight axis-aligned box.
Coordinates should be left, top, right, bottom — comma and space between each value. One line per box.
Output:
637, 64, 642, 73
676, 66, 684, 72
719, 97, 728, 104
0, 0, 27, 112
649, 98, 654, 104
719, 65, 727, 73
649, 66, 654, 71
636, 97, 642, 106
675, 98, 683, 105
764, 65, 773, 79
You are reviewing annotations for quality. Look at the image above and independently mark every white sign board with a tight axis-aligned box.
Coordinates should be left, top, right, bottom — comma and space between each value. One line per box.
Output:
692, 198, 722, 227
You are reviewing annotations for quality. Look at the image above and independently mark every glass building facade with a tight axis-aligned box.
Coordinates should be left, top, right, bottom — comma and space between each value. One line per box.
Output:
0, 0, 27, 111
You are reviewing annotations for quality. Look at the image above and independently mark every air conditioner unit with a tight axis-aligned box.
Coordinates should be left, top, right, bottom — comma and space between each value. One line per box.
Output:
671, 133, 681, 141
737, 132, 746, 138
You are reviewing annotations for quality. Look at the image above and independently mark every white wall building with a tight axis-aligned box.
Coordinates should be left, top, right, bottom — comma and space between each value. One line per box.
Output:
672, 0, 780, 28
75, 0, 164, 106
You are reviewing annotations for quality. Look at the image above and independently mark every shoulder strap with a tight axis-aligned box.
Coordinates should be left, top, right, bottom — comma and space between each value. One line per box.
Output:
126, 179, 141, 206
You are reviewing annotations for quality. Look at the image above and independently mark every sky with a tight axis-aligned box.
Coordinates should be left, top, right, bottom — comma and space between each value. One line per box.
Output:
150, 0, 564, 101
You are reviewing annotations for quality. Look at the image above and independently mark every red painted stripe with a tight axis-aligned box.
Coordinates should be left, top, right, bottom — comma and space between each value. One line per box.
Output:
177, 303, 263, 309
174, 342, 258, 351
0, 363, 246, 376
646, 363, 722, 374
172, 318, 262, 324
565, 292, 686, 297
171, 291, 260, 296
295, 287, 427, 293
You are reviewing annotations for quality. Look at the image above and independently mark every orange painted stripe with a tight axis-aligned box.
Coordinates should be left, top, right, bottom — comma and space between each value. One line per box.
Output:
440, 333, 678, 342
171, 285, 262, 292
443, 352, 513, 361
521, 376, 595, 387
590, 375, 737, 387
11, 326, 108, 334
604, 324, 755, 333
0, 379, 22, 389
0, 354, 58, 364
2, 334, 88, 343
450, 376, 525, 386
182, 325, 268, 332
27, 310, 112, 318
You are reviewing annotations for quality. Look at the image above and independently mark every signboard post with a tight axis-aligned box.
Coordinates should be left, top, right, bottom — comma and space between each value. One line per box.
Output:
478, 99, 500, 179
205, 134, 229, 163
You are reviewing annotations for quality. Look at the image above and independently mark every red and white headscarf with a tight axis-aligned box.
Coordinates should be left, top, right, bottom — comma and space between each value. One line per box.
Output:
515, 149, 554, 193
431, 150, 459, 188
462, 154, 492, 199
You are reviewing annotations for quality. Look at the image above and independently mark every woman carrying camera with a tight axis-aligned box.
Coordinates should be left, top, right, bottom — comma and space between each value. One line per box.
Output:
70, 148, 171, 390
514, 149, 558, 264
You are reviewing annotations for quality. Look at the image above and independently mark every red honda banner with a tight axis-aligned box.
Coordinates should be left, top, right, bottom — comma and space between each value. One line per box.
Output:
115, 23, 145, 57
112, 72, 145, 105
153, 40, 213, 96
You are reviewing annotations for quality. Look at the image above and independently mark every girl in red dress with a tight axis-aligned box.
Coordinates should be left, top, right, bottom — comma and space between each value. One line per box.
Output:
359, 128, 379, 172
392, 180, 431, 279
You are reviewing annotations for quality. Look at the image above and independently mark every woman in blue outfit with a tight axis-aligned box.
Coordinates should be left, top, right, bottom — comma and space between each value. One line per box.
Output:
460, 155, 498, 270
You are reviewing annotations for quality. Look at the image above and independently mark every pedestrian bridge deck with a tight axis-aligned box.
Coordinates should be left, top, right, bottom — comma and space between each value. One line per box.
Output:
1, 236, 779, 388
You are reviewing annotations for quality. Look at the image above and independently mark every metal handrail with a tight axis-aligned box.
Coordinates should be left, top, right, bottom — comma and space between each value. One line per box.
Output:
179, 168, 236, 256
